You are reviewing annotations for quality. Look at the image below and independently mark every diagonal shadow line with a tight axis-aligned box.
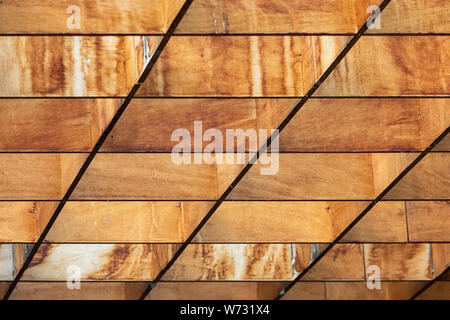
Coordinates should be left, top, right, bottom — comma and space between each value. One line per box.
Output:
276, 127, 450, 300
139, 0, 392, 300
1, 0, 195, 300
409, 265, 450, 300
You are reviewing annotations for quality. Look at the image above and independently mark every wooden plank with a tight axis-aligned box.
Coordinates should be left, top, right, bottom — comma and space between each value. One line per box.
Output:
0, 0, 182, 34
9, 282, 128, 300
175, 0, 374, 33
367, 0, 450, 33
300, 244, 365, 280
146, 282, 286, 300
137, 36, 348, 97
163, 244, 294, 280
71, 154, 218, 200
18, 244, 293, 281
363, 244, 434, 280
407, 201, 450, 242
316, 36, 450, 96
335, 201, 408, 242
415, 281, 450, 300
325, 281, 426, 300
281, 282, 326, 300
384, 153, 450, 199
0, 99, 122, 151
0, 36, 160, 97
280, 98, 450, 151
0, 244, 13, 281
228, 153, 375, 200
0, 202, 37, 242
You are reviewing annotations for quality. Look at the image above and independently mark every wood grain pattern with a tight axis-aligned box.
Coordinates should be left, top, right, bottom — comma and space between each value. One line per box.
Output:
407, 201, 450, 242
0, 0, 183, 34
316, 36, 450, 96
0, 36, 160, 97
280, 98, 450, 151
17, 244, 294, 281
71, 154, 218, 200
164, 244, 294, 280
138, 36, 347, 97
363, 244, 434, 280
228, 153, 375, 200
367, 0, 450, 33
415, 281, 450, 300
384, 153, 450, 199
281, 282, 326, 300
175, 0, 379, 33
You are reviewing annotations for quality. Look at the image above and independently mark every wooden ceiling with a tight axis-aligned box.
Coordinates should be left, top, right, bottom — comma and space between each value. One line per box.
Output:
0, 0, 448, 300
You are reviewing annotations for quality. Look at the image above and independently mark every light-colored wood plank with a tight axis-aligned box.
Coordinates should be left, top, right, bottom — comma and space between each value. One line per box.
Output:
0, 202, 37, 242
407, 201, 450, 242
176, 0, 369, 33
228, 153, 375, 200
0, 36, 160, 97
0, 0, 182, 34
325, 281, 426, 300
280, 98, 450, 151
281, 282, 326, 300
316, 36, 450, 96
384, 153, 450, 199
163, 244, 294, 280
71, 154, 218, 200
363, 244, 434, 280
367, 0, 450, 33
0, 245, 13, 281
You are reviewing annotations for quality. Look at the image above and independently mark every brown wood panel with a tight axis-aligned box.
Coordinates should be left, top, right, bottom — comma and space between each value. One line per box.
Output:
367, 0, 450, 33
281, 282, 326, 300
0, 0, 182, 34
363, 244, 434, 280
280, 98, 450, 151
0, 36, 161, 97
163, 244, 294, 280
316, 36, 450, 96
325, 281, 426, 300
384, 153, 450, 199
176, 0, 381, 33
407, 201, 450, 242
415, 281, 450, 300
228, 153, 375, 200
71, 154, 218, 200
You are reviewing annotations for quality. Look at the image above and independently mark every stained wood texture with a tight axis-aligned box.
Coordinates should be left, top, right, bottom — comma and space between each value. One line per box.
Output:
146, 282, 286, 300
364, 244, 436, 280
366, 0, 450, 33
0, 36, 161, 97
282, 281, 426, 300
175, 0, 380, 33
12, 244, 294, 281
280, 98, 450, 151
0, 200, 423, 243
384, 153, 450, 199
316, 36, 450, 96
415, 282, 450, 300
228, 153, 419, 200
137, 36, 349, 96
0, 99, 121, 151
0, 154, 87, 200
0, 0, 185, 34
407, 201, 450, 242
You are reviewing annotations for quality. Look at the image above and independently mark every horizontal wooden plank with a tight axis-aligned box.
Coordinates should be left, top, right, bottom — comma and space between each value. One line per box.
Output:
367, 0, 450, 33
175, 0, 365, 33
0, 36, 160, 97
316, 36, 450, 96
415, 281, 450, 300
0, 0, 184, 34
280, 98, 450, 151
229, 153, 375, 200
137, 36, 347, 97
384, 153, 450, 199
407, 201, 450, 242
14, 244, 294, 281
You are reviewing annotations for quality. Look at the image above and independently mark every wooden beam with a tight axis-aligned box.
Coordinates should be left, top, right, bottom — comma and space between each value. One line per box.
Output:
0, 0, 185, 34
316, 36, 450, 96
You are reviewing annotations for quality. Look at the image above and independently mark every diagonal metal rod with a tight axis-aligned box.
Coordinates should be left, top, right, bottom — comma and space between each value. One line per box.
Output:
139, 0, 392, 300
276, 127, 449, 299
2, 0, 194, 300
